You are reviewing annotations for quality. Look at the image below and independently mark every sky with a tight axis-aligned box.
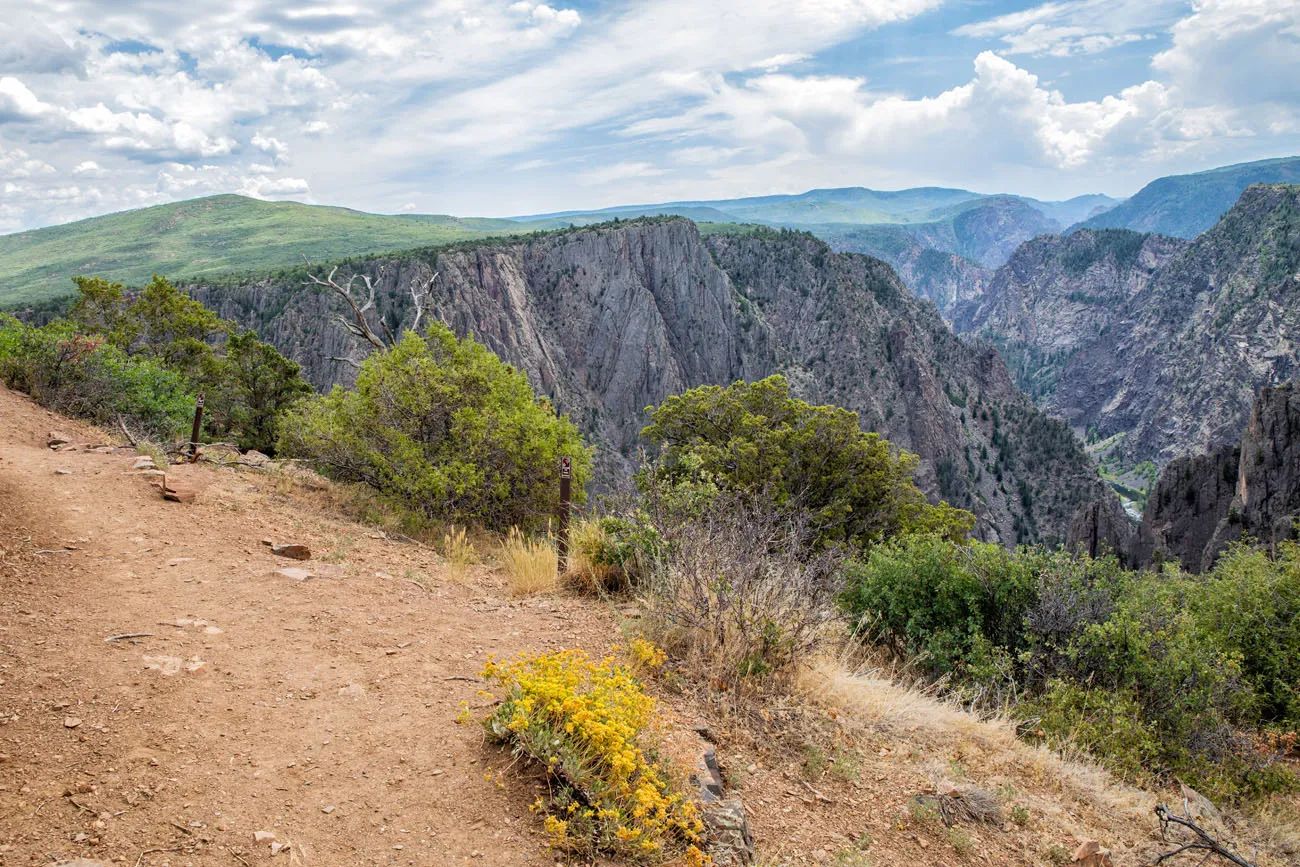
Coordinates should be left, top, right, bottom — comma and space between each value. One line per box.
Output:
0, 0, 1298, 232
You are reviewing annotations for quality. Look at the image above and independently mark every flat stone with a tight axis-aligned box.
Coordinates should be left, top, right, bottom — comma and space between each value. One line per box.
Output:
274, 567, 313, 581
55, 469, 72, 475
271, 543, 311, 560
63, 717, 82, 729
253, 830, 276, 844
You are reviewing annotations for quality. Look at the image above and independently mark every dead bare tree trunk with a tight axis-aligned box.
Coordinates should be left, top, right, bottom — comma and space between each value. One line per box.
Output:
305, 264, 439, 360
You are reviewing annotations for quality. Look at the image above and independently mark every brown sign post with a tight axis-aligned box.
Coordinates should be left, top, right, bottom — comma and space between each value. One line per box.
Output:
189, 393, 205, 464
557, 456, 572, 570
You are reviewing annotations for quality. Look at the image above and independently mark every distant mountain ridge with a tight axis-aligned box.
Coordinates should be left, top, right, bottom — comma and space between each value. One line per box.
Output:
1076, 156, 1300, 238
2, 155, 1295, 316
0, 195, 566, 307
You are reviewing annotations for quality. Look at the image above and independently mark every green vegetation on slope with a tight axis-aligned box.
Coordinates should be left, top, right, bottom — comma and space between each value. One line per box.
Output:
0, 194, 561, 308
842, 534, 1300, 803
0, 274, 310, 451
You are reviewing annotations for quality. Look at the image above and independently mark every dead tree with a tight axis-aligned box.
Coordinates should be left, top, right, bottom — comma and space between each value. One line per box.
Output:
304, 264, 438, 366
1153, 804, 1255, 866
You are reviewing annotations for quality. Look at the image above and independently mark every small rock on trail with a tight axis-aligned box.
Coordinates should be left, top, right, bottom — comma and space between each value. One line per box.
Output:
270, 543, 311, 560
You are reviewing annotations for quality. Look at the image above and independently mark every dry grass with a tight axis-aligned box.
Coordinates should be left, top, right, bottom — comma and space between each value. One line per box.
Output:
499, 527, 558, 596
563, 518, 619, 594
793, 648, 1155, 818
442, 524, 477, 583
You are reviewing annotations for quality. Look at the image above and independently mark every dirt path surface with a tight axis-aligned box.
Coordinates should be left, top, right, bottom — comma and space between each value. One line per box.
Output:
0, 387, 613, 866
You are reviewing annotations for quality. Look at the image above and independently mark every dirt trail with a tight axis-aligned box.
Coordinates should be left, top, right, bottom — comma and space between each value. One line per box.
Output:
0, 387, 613, 866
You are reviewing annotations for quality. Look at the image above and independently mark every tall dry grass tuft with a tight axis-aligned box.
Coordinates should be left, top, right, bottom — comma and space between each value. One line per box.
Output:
442, 524, 477, 583
500, 527, 557, 596
563, 518, 618, 594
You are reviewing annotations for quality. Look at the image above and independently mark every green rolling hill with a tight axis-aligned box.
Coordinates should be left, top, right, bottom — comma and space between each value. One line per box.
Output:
0, 195, 562, 307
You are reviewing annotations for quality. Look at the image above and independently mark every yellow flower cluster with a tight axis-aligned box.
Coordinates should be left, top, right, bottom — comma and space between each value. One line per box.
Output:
629, 637, 668, 670
482, 649, 708, 864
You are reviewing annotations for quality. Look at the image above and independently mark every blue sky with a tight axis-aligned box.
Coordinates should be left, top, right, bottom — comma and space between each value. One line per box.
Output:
1, 0, 1298, 231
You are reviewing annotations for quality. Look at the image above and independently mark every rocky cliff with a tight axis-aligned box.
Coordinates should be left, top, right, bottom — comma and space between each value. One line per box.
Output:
1055, 184, 1300, 467
953, 185, 1300, 473
1129, 445, 1240, 572
1131, 384, 1300, 572
952, 229, 1189, 399
188, 219, 1113, 546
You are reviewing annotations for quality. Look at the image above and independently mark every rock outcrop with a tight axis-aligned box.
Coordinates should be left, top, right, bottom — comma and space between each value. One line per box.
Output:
1129, 445, 1240, 572
1066, 496, 1136, 562
188, 218, 1115, 546
1131, 384, 1300, 571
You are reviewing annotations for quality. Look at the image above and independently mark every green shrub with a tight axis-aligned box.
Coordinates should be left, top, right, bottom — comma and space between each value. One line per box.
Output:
568, 514, 665, 593
1024, 681, 1161, 784
840, 535, 1039, 681
844, 533, 1298, 801
0, 315, 194, 439
69, 275, 310, 453
1195, 541, 1300, 724
279, 325, 591, 531
640, 375, 974, 550
203, 331, 313, 454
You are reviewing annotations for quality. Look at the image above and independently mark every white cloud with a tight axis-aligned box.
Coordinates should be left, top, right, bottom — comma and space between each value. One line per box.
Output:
0, 15, 87, 75
0, 0, 1297, 229
66, 103, 236, 158
252, 132, 290, 161
955, 0, 1186, 57
0, 147, 55, 178
1153, 0, 1300, 105
578, 161, 667, 186
0, 76, 52, 120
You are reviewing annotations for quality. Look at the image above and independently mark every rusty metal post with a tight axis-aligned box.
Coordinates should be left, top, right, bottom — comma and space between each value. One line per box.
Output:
557, 456, 572, 570
189, 393, 205, 463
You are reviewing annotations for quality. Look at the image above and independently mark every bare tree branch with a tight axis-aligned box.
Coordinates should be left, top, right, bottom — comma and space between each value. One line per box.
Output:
326, 355, 363, 370
410, 272, 438, 335
307, 267, 439, 350
306, 267, 387, 350
1153, 804, 1255, 867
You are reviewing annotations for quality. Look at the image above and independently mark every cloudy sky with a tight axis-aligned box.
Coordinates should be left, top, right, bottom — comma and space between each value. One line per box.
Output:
1, 0, 1298, 231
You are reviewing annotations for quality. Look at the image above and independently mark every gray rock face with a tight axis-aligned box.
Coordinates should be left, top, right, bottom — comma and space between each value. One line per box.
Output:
952, 184, 1300, 475
1067, 496, 1136, 562
188, 219, 1114, 546
1131, 383, 1300, 571
1227, 384, 1300, 553
1055, 185, 1300, 468
1129, 445, 1240, 572
952, 229, 1188, 399
833, 235, 990, 313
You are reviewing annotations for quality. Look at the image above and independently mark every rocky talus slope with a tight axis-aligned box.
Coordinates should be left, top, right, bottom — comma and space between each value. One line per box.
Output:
188, 219, 1113, 546
954, 184, 1300, 471
1131, 384, 1300, 571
